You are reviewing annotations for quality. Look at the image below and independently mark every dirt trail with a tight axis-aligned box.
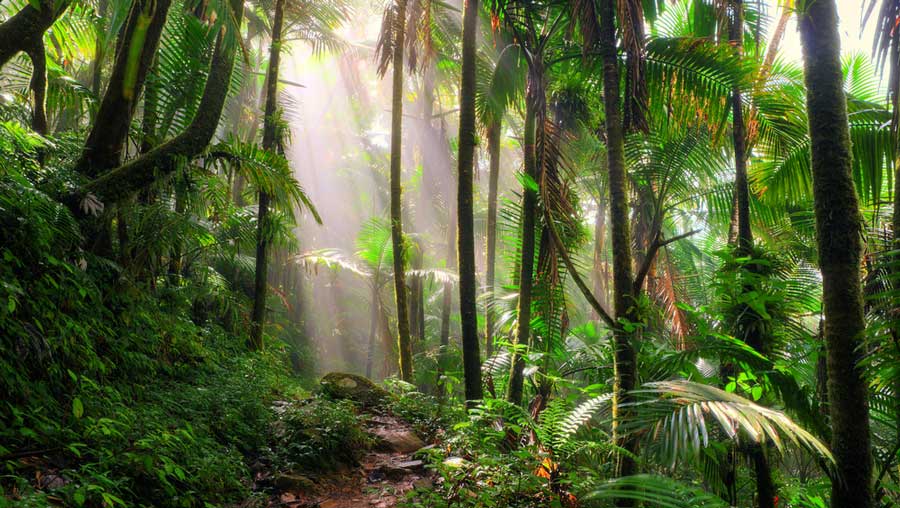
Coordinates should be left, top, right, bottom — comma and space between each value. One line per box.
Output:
267, 414, 431, 508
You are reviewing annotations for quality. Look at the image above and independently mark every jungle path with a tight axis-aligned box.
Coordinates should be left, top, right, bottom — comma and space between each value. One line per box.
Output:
266, 413, 432, 508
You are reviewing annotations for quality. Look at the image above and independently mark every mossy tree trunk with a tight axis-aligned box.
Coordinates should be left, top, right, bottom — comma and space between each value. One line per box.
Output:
77, 0, 172, 178
0, 0, 70, 70
485, 119, 501, 358
456, 0, 483, 406
80, 0, 244, 206
506, 78, 538, 407
599, 0, 639, 497
26, 40, 47, 136
249, 0, 286, 351
799, 1, 874, 507
388, 0, 414, 382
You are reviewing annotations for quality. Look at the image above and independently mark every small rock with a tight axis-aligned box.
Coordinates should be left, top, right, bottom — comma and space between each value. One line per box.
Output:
395, 460, 424, 470
319, 372, 392, 407
376, 464, 413, 481
372, 428, 425, 453
273, 473, 314, 492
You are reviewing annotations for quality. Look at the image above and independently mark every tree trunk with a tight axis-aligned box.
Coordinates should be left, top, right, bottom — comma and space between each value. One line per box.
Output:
455, 0, 483, 406
600, 0, 639, 495
799, 1, 874, 507
506, 91, 537, 407
77, 0, 172, 177
249, 0, 285, 351
730, 0, 752, 253
26, 40, 47, 136
485, 119, 501, 358
0, 0, 70, 69
388, 0, 413, 382
80, 0, 243, 206
730, 3, 773, 505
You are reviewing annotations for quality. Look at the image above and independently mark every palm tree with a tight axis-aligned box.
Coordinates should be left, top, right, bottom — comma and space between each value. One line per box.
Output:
249, 0, 287, 351
456, 0, 484, 405
597, 0, 639, 488
376, 0, 413, 382
798, 1, 874, 507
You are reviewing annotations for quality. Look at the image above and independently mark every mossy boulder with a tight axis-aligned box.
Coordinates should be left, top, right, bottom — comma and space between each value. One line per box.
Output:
319, 372, 391, 407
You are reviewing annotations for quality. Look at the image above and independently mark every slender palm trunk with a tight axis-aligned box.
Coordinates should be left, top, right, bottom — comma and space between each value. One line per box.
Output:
506, 92, 537, 407
249, 0, 285, 350
389, 0, 413, 382
485, 119, 501, 358
730, 3, 774, 505
730, 0, 752, 253
799, 1, 873, 507
456, 0, 483, 405
599, 0, 638, 494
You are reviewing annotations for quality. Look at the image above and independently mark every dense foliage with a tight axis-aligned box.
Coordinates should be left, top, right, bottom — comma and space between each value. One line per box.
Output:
2, 0, 900, 507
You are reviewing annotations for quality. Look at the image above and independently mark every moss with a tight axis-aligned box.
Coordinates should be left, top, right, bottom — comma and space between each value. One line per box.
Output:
799, 0, 874, 506
319, 372, 392, 408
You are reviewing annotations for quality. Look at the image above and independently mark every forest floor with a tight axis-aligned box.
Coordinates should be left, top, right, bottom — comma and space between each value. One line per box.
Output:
264, 413, 432, 508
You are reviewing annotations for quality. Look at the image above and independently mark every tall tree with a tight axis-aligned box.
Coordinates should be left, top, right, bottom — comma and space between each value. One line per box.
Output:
456, 0, 483, 405
730, 0, 751, 252
598, 0, 639, 493
506, 65, 539, 406
249, 0, 287, 351
377, 0, 414, 382
798, 1, 874, 507
484, 119, 501, 357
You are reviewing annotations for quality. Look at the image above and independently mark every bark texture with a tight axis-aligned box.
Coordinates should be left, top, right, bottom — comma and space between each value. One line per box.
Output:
0, 0, 70, 69
81, 0, 243, 205
799, 1, 874, 507
485, 119, 501, 358
77, 0, 172, 177
249, 0, 286, 351
600, 0, 639, 496
456, 0, 483, 406
388, 0, 413, 382
506, 89, 537, 407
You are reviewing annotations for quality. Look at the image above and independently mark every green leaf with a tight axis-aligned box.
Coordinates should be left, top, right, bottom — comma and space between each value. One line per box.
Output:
751, 385, 763, 401
72, 397, 84, 418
